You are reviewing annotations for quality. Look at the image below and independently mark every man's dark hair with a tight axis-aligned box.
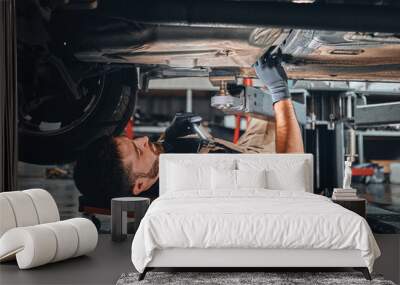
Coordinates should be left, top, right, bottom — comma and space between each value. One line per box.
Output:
74, 137, 131, 207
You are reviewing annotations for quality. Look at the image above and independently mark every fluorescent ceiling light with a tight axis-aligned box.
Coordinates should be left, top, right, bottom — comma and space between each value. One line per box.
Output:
291, 0, 316, 3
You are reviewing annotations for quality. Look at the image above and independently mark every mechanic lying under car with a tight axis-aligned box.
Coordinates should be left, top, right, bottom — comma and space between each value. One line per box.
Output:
73, 55, 304, 208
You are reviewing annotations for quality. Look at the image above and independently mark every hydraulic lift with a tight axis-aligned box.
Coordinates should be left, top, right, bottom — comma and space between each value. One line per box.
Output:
79, 76, 400, 229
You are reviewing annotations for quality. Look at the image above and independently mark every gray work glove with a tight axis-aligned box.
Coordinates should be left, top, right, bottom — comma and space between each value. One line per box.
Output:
254, 47, 290, 104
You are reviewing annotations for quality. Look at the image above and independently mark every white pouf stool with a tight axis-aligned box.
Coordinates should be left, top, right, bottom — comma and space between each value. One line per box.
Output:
0, 189, 98, 269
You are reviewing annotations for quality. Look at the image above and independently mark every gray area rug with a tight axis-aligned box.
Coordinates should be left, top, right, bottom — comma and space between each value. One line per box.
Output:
117, 272, 396, 285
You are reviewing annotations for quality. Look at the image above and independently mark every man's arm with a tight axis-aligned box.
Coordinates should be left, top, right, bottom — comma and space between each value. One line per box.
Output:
254, 48, 304, 153
274, 99, 304, 153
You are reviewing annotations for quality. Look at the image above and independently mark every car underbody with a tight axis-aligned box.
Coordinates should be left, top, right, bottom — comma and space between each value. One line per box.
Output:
74, 24, 400, 82
19, 0, 400, 83
54, 0, 400, 82
16, 0, 400, 164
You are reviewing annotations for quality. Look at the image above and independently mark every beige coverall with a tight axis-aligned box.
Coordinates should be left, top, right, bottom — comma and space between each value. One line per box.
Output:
200, 118, 275, 154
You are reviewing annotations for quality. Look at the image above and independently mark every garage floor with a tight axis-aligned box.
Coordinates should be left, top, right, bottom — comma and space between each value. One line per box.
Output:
16, 175, 400, 234
357, 183, 400, 233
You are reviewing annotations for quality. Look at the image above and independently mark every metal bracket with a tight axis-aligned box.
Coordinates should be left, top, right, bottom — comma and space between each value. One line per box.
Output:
211, 86, 307, 125
355, 101, 400, 126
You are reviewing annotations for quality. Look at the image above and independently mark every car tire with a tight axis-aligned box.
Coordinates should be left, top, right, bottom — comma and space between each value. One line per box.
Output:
18, 67, 138, 165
